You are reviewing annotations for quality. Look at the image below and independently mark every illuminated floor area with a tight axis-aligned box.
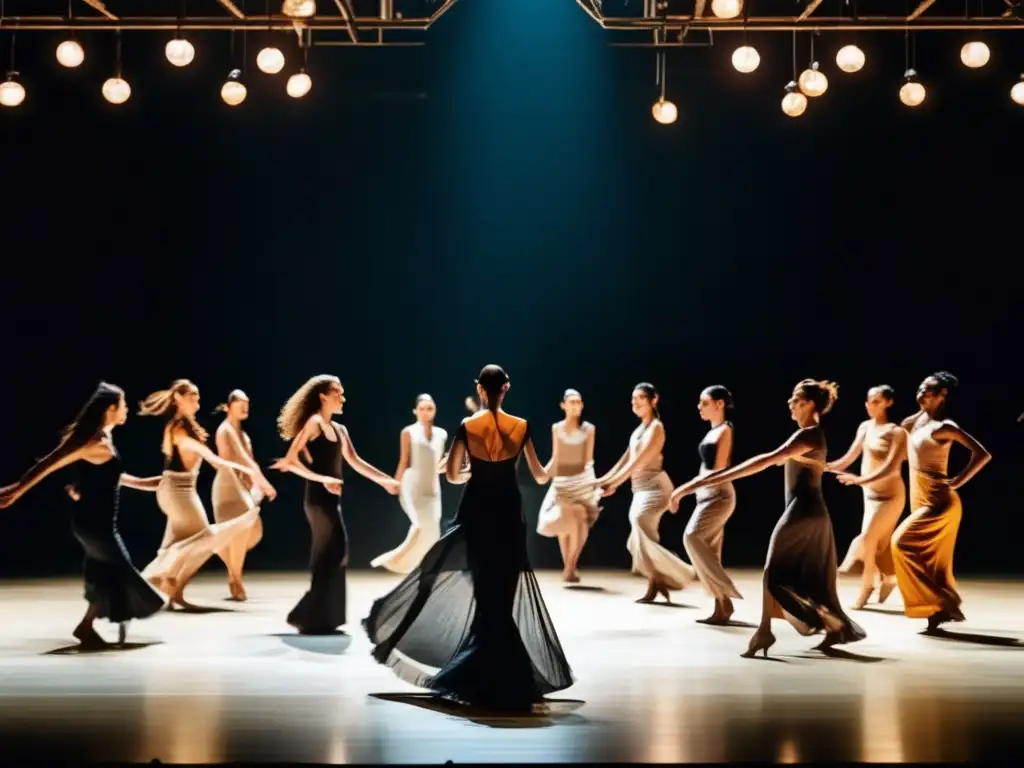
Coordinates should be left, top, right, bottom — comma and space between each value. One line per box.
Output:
0, 569, 1022, 763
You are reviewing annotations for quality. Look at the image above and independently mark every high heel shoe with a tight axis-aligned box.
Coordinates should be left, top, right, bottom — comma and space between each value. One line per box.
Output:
741, 630, 776, 658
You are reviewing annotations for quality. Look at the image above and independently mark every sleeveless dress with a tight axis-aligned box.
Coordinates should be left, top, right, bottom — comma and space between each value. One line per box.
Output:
363, 417, 574, 712
536, 422, 602, 536
211, 422, 263, 553
764, 427, 865, 643
890, 418, 965, 621
683, 423, 742, 601
287, 422, 348, 634
71, 447, 166, 621
626, 420, 696, 590
371, 423, 448, 575
838, 422, 906, 578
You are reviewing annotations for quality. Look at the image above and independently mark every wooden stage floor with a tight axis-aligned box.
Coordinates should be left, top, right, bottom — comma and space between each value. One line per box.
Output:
1, 569, 1023, 763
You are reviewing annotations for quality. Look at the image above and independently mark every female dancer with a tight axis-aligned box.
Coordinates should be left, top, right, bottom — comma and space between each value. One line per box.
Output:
370, 394, 448, 574
677, 385, 743, 624
537, 389, 601, 583
825, 385, 907, 609
670, 379, 865, 657
139, 379, 267, 609
364, 365, 573, 713
212, 390, 277, 601
891, 372, 990, 632
0, 383, 166, 648
272, 374, 399, 635
597, 383, 695, 604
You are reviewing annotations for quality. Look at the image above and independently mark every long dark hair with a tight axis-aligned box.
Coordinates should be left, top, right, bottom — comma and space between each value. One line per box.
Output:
60, 382, 125, 453
477, 365, 509, 413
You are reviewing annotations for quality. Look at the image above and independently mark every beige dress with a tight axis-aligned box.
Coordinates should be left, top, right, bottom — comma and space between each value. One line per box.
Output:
211, 421, 263, 552
537, 422, 602, 536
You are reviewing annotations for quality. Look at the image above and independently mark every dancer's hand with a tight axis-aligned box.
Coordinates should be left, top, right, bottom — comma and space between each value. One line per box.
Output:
258, 478, 277, 501
383, 477, 400, 495
323, 480, 343, 495
599, 483, 616, 498
0, 483, 20, 509
668, 493, 681, 513
65, 484, 82, 502
836, 472, 862, 486
823, 462, 841, 473
270, 458, 291, 473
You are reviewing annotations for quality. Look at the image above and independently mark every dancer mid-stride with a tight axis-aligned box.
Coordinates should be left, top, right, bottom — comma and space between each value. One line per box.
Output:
212, 390, 277, 602
598, 383, 695, 603
671, 379, 865, 658
273, 375, 399, 635
676, 385, 743, 624
825, 385, 908, 609
371, 394, 448, 574
892, 372, 990, 633
0, 383, 166, 648
537, 389, 601, 583
139, 380, 268, 610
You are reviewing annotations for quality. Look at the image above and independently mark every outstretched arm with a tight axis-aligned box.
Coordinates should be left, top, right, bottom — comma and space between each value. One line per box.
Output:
599, 423, 665, 492
339, 425, 400, 494
120, 474, 163, 492
837, 428, 908, 487
0, 442, 88, 508
825, 422, 867, 473
523, 437, 550, 485
939, 422, 992, 490
175, 431, 255, 478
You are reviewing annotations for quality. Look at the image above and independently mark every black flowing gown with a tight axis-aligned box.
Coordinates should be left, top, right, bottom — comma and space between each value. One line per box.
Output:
287, 422, 348, 634
71, 449, 166, 622
363, 418, 574, 712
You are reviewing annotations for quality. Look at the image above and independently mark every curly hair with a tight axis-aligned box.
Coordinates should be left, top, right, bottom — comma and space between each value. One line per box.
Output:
139, 379, 209, 454
278, 375, 340, 441
794, 378, 839, 415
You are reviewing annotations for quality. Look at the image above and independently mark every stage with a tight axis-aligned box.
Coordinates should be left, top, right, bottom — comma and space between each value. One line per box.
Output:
0, 569, 1021, 763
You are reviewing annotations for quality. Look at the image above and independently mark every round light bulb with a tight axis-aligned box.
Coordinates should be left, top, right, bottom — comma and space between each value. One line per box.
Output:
1012, 78, 1024, 106
256, 46, 285, 75
282, 0, 316, 17
835, 44, 865, 73
731, 45, 760, 74
781, 90, 807, 118
286, 71, 313, 98
221, 71, 247, 106
56, 39, 85, 68
102, 77, 131, 105
0, 76, 26, 108
899, 80, 926, 107
798, 65, 828, 97
165, 38, 196, 68
960, 41, 990, 69
710, 0, 742, 19
651, 98, 678, 125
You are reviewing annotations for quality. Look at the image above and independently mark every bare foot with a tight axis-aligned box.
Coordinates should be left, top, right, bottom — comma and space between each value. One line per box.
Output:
229, 581, 248, 601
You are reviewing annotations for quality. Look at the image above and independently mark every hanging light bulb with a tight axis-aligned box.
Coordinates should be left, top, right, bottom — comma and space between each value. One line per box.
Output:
256, 46, 285, 74
960, 41, 990, 68
102, 76, 131, 105
731, 45, 760, 74
282, 0, 316, 18
1012, 75, 1024, 106
835, 44, 865, 73
286, 70, 312, 98
220, 68, 247, 106
798, 61, 828, 97
710, 0, 742, 19
165, 37, 195, 67
0, 72, 26, 108
651, 97, 678, 125
781, 81, 807, 117
56, 39, 85, 68
899, 68, 926, 107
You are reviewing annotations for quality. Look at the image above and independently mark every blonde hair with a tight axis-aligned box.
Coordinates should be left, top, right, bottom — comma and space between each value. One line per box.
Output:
139, 379, 208, 454
795, 379, 839, 415
278, 375, 340, 441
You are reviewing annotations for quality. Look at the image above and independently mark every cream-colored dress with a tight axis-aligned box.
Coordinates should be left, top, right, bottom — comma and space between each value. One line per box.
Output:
537, 422, 601, 536
211, 422, 263, 552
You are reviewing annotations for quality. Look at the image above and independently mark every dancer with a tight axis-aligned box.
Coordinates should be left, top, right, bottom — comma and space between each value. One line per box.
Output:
212, 390, 277, 601
138, 379, 267, 609
370, 394, 448, 574
0, 383, 166, 648
677, 385, 743, 624
670, 379, 865, 657
364, 365, 573, 713
597, 383, 695, 603
536, 389, 601, 583
272, 375, 398, 635
825, 385, 907, 609
891, 372, 990, 632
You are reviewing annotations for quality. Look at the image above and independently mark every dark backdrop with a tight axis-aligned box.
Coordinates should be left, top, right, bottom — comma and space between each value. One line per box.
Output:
1, 0, 1020, 579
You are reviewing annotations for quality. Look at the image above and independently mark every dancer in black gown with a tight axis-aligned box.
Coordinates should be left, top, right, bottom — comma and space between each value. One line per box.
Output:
670, 379, 865, 657
0, 383, 166, 648
364, 365, 575, 713
272, 375, 398, 634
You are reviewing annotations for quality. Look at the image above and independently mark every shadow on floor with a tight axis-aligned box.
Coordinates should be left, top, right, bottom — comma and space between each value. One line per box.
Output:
368, 692, 587, 728
44, 641, 163, 656
271, 631, 352, 655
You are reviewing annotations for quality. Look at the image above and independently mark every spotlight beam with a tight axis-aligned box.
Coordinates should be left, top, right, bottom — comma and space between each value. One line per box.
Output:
80, 0, 117, 21
907, 0, 936, 21
332, 0, 359, 42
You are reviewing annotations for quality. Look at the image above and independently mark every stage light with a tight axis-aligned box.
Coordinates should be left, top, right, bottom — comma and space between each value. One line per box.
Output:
711, 0, 742, 19
731, 45, 760, 74
781, 81, 807, 117
836, 44, 865, 73
899, 69, 925, 107
102, 76, 131, 104
286, 71, 312, 98
960, 41, 990, 69
165, 38, 195, 67
651, 98, 678, 125
1012, 76, 1024, 105
282, 0, 316, 18
56, 39, 85, 68
221, 69, 247, 106
798, 62, 828, 97
0, 72, 25, 108
257, 46, 285, 74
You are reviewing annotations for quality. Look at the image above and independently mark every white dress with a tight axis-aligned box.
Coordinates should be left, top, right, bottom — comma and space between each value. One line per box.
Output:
370, 422, 448, 574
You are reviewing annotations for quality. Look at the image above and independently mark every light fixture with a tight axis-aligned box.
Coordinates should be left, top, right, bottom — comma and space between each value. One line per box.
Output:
711, 0, 742, 19
731, 45, 760, 74
0, 72, 25, 108
256, 46, 285, 74
781, 81, 807, 117
960, 41, 990, 69
651, 97, 678, 124
56, 39, 85, 68
899, 68, 926, 107
282, 0, 316, 18
1012, 75, 1024, 106
798, 61, 828, 97
836, 44, 865, 73
102, 77, 131, 104
221, 68, 247, 106
286, 70, 312, 98
165, 37, 195, 67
